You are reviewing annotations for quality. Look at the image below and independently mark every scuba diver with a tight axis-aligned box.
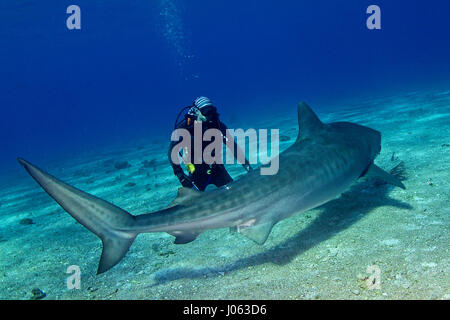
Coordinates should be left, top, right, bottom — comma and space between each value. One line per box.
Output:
168, 96, 252, 191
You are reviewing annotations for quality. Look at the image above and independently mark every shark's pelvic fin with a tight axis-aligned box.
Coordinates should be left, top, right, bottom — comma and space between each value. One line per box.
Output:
238, 221, 275, 245
229, 226, 238, 233
364, 163, 406, 189
17, 158, 138, 274
296, 102, 324, 142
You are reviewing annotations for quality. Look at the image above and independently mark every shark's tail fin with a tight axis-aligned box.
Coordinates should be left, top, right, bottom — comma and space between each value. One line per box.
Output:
17, 158, 138, 274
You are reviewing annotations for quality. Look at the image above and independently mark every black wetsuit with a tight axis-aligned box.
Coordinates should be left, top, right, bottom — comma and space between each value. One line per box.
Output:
168, 116, 249, 191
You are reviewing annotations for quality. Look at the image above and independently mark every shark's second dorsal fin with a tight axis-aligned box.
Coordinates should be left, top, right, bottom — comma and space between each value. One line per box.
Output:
296, 102, 324, 142
168, 187, 202, 207
177, 187, 202, 199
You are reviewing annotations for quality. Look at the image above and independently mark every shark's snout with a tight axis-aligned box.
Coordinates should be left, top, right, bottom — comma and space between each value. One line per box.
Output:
17, 157, 27, 166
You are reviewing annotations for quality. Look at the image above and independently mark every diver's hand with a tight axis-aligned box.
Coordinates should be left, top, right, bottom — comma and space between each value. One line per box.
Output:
179, 174, 194, 188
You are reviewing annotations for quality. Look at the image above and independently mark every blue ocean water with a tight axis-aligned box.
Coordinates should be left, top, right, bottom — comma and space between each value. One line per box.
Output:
0, 1, 450, 300
1, 0, 449, 178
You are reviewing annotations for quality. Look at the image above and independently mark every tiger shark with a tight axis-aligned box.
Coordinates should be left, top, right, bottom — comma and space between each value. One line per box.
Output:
17, 102, 405, 274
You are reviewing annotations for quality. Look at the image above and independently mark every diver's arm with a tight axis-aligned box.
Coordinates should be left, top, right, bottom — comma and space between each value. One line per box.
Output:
220, 121, 252, 172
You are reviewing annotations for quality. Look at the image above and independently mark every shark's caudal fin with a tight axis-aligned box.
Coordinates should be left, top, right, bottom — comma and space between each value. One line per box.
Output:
296, 102, 324, 142
17, 158, 138, 274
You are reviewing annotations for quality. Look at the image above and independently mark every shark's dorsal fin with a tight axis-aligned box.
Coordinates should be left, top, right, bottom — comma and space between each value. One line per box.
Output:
169, 187, 202, 207
238, 221, 275, 245
296, 102, 324, 142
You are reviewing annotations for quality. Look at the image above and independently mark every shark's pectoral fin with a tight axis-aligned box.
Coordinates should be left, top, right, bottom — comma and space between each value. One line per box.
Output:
168, 230, 201, 244
363, 163, 406, 189
238, 222, 275, 245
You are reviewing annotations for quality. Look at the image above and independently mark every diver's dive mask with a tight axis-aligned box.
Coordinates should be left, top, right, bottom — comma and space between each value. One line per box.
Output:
198, 106, 218, 122
174, 104, 218, 129
187, 105, 217, 123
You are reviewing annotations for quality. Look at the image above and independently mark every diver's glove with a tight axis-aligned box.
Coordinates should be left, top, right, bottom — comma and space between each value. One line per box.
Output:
178, 173, 195, 188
